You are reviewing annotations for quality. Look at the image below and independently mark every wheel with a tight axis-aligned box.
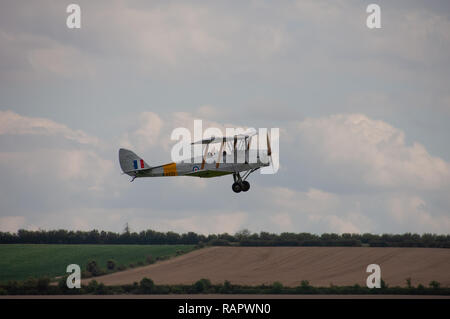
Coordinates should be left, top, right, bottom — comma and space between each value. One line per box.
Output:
232, 182, 242, 193
241, 181, 250, 192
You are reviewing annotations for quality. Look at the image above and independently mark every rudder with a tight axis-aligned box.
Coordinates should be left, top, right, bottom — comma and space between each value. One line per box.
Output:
119, 148, 151, 175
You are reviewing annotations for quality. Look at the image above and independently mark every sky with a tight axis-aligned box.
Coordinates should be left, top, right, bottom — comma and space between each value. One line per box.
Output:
1, 0, 449, 235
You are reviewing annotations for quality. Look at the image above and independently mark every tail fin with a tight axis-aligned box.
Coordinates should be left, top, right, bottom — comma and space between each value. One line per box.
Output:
119, 148, 151, 176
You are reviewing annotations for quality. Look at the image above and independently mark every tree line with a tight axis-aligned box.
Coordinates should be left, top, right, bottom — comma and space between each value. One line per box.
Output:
1, 277, 448, 296
0, 229, 449, 247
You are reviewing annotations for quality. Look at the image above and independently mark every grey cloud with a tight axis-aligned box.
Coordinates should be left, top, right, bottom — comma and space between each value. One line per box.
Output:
1, 1, 449, 234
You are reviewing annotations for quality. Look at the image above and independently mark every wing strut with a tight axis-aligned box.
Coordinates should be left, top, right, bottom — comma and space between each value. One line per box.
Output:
216, 139, 225, 168
201, 143, 210, 170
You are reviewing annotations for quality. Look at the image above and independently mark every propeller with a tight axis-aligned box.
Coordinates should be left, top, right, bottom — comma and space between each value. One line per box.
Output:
266, 131, 273, 169
267, 132, 272, 157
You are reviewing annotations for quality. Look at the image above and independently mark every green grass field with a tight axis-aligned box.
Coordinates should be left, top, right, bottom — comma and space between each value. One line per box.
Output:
0, 244, 196, 282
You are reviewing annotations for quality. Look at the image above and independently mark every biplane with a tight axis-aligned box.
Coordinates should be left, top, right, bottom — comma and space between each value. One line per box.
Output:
119, 128, 275, 193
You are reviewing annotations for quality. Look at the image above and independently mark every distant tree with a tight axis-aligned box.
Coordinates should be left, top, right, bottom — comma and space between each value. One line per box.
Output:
271, 282, 283, 293
209, 239, 230, 246
106, 260, 116, 271
117, 265, 127, 271
259, 232, 277, 241
194, 278, 212, 293
3, 228, 450, 247
58, 275, 70, 292
301, 280, 311, 289
86, 260, 103, 276
123, 223, 130, 234
196, 242, 205, 249
166, 231, 180, 244
95, 283, 107, 295
140, 278, 155, 293
406, 277, 412, 289
146, 255, 154, 264
429, 281, 441, 289
37, 277, 50, 292
222, 280, 232, 293
235, 229, 251, 240
86, 280, 99, 293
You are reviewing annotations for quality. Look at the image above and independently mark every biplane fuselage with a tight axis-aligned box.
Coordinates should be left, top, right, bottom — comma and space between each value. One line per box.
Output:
126, 151, 267, 179
119, 130, 273, 193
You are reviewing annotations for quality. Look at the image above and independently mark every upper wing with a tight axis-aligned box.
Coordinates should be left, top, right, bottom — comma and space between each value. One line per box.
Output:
191, 128, 257, 145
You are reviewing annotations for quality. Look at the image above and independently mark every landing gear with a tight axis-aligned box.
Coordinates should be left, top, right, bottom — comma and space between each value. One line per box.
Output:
232, 171, 255, 193
232, 181, 249, 193
232, 182, 242, 193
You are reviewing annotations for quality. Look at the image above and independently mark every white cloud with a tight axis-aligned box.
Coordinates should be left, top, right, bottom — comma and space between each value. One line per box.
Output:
1, 108, 449, 235
369, 10, 450, 64
1, 1, 449, 237
261, 186, 373, 234
0, 111, 114, 194
270, 213, 293, 231
267, 187, 340, 214
119, 112, 164, 153
23, 207, 136, 232
388, 194, 450, 234
145, 211, 248, 235
118, 109, 249, 159
0, 110, 99, 145
112, 3, 230, 65
0, 216, 26, 232
296, 114, 450, 190
28, 44, 96, 78
308, 213, 373, 234
0, 150, 112, 186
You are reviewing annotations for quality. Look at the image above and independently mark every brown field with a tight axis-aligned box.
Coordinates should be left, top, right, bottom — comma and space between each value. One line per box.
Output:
82, 247, 450, 287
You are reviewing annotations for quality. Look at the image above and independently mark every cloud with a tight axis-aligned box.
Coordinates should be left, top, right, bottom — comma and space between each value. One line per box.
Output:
0, 110, 118, 228
0, 149, 113, 188
1, 1, 450, 237
157, 211, 248, 234
388, 194, 450, 234
119, 111, 164, 152
108, 110, 450, 235
0, 216, 26, 232
118, 109, 251, 161
1, 1, 295, 81
0, 110, 111, 187
27, 44, 96, 78
295, 113, 450, 190
308, 213, 373, 234
267, 187, 340, 214
270, 213, 293, 231
1, 107, 450, 234
0, 110, 99, 145
371, 9, 450, 65
261, 186, 373, 234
